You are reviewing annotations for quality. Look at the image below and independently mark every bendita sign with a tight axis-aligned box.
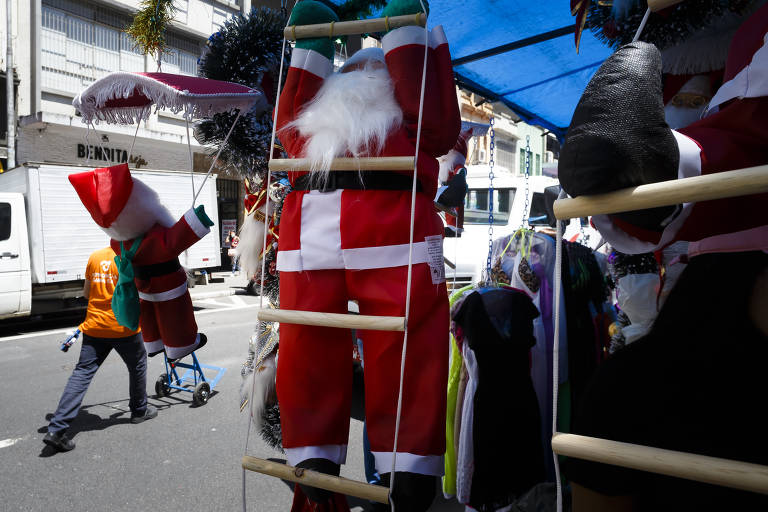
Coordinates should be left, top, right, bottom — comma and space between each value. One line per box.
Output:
76, 144, 129, 163
76, 144, 147, 168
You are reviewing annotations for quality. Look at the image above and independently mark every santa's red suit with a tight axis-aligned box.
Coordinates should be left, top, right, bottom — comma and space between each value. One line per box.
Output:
69, 164, 211, 360
274, 26, 460, 475
593, 2, 768, 253
112, 212, 209, 359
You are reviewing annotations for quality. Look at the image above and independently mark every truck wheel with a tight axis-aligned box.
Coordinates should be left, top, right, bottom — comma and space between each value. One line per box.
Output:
193, 382, 211, 406
155, 374, 170, 397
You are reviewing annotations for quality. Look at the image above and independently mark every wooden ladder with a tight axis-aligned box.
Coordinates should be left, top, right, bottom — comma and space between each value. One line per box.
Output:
242, 14, 429, 506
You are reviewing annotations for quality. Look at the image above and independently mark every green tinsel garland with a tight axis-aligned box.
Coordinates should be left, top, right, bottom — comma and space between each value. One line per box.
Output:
126, 0, 177, 60
586, 0, 757, 50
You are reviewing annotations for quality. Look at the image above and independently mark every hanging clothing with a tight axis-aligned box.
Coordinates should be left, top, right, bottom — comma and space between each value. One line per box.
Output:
453, 287, 544, 510
504, 232, 569, 482
561, 241, 612, 417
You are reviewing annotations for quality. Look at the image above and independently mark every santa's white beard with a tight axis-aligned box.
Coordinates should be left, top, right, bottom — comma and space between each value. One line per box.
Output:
234, 206, 271, 279
284, 66, 403, 179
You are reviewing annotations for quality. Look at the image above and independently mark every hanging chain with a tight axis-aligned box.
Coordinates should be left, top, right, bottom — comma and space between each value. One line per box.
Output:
485, 116, 496, 284
522, 134, 531, 228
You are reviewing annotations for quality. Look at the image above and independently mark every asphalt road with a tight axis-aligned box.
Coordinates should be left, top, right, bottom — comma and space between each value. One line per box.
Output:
0, 294, 462, 512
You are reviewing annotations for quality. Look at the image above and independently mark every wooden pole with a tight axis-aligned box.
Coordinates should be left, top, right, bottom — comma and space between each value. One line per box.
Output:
242, 456, 390, 503
553, 164, 768, 220
647, 0, 684, 12
268, 156, 415, 172
257, 308, 406, 331
552, 433, 768, 495
284, 13, 426, 40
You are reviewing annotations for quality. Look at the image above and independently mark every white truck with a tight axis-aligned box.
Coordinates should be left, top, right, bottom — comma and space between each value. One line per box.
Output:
0, 163, 221, 320
443, 166, 599, 289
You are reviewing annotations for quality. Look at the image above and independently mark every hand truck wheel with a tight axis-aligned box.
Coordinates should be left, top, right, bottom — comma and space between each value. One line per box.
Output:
193, 381, 211, 406
155, 373, 171, 397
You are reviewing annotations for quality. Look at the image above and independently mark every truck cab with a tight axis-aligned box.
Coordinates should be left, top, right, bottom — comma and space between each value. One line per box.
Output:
443, 168, 598, 288
0, 193, 32, 319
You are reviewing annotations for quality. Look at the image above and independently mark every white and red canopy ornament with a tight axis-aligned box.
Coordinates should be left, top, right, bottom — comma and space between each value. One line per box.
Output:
73, 72, 266, 125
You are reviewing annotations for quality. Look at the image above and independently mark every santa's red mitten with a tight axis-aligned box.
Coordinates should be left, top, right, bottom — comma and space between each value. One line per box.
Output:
559, 42, 679, 231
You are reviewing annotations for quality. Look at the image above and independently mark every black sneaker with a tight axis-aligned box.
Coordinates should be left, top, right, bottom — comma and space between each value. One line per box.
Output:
43, 431, 75, 452
130, 404, 158, 424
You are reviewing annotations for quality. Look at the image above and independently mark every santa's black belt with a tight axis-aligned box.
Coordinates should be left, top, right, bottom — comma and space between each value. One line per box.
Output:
133, 258, 182, 280
293, 171, 423, 193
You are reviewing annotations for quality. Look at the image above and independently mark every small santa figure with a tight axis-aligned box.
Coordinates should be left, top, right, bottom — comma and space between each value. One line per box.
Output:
69, 163, 213, 361
436, 128, 472, 237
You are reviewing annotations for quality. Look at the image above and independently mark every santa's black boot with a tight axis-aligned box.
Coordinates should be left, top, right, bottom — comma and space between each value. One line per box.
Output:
372, 472, 436, 512
295, 458, 341, 503
558, 42, 679, 231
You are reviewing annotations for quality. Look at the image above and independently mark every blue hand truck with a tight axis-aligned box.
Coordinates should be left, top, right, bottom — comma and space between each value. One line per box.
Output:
155, 351, 226, 406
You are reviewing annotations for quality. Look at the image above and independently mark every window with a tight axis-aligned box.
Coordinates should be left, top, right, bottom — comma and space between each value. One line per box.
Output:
41, 4, 201, 95
495, 139, 516, 172
528, 192, 550, 226
0, 203, 10, 241
519, 148, 531, 175
535, 153, 541, 175
464, 188, 516, 225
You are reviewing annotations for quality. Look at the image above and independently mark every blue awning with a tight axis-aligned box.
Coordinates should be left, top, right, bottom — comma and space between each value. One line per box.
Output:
427, 1, 612, 139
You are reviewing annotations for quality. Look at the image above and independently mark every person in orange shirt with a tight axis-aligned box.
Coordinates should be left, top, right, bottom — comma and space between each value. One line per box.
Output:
44, 247, 157, 452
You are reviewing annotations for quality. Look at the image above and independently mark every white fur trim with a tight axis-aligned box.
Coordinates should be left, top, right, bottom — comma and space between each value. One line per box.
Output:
591, 131, 702, 254
340, 47, 385, 72
138, 281, 188, 302
382, 25, 427, 54
371, 452, 444, 476
164, 333, 201, 360
143, 338, 164, 354
300, 190, 345, 270
343, 242, 430, 269
285, 445, 348, 466
276, 249, 302, 272
290, 47, 333, 79
430, 25, 447, 48
103, 178, 176, 241
277, 242, 431, 272
184, 208, 210, 239
73, 72, 263, 125
707, 33, 768, 113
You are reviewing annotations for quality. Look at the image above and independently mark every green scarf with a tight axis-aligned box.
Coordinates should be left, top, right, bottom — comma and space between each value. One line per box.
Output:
111, 235, 144, 330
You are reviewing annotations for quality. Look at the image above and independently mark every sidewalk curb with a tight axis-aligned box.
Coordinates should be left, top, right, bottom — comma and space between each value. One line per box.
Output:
190, 288, 246, 300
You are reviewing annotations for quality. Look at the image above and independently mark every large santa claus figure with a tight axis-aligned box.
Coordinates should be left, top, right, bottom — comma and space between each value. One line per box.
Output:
69, 163, 213, 361
269, 0, 460, 509
558, 2, 768, 510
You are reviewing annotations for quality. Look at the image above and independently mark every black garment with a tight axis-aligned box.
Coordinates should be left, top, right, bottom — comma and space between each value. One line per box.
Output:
561, 241, 610, 419
453, 288, 543, 511
564, 252, 768, 510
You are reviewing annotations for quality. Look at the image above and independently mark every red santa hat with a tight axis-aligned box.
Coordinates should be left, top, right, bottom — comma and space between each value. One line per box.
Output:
69, 163, 133, 228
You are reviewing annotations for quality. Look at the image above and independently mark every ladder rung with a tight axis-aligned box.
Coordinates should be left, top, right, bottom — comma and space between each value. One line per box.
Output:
284, 13, 426, 41
647, 0, 684, 12
269, 156, 415, 172
243, 456, 389, 503
551, 433, 768, 495
257, 308, 406, 331
553, 164, 768, 220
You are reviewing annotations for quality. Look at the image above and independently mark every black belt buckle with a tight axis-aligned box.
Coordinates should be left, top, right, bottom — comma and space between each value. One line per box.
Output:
318, 172, 337, 193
